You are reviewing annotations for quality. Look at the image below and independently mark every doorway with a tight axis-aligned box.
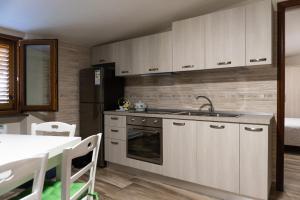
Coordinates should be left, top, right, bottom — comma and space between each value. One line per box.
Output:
277, 0, 300, 193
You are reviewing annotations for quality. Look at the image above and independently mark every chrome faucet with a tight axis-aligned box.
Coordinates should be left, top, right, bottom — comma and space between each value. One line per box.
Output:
195, 96, 215, 113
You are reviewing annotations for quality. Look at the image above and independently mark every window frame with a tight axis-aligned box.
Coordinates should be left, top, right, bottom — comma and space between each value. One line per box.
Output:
0, 33, 58, 114
0, 33, 20, 114
19, 39, 58, 111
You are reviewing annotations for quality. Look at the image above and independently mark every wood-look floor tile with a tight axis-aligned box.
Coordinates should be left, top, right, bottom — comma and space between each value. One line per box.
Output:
112, 183, 164, 200
95, 168, 133, 189
130, 178, 218, 200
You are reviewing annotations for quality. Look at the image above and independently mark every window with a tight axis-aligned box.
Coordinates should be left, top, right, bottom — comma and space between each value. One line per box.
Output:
0, 33, 58, 114
20, 39, 58, 111
0, 36, 18, 113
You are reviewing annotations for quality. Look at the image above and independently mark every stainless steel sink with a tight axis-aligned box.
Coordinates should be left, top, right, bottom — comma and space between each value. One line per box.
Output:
173, 111, 240, 118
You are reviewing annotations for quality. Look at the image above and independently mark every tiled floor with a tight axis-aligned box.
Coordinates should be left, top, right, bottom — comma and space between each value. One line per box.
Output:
2, 153, 300, 200
89, 167, 218, 200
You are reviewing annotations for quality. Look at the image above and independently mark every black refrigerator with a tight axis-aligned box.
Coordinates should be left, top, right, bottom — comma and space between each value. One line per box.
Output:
79, 64, 124, 167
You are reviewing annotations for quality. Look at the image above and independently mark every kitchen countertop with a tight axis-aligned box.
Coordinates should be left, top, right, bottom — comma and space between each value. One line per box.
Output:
104, 110, 274, 125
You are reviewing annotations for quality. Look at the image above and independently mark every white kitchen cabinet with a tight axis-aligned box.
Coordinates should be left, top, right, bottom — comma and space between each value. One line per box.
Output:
131, 37, 146, 75
104, 115, 126, 128
115, 32, 172, 76
240, 124, 271, 200
162, 119, 197, 183
115, 40, 134, 76
246, 0, 272, 66
105, 126, 126, 141
91, 43, 117, 65
172, 16, 205, 72
196, 121, 239, 193
105, 138, 127, 165
140, 32, 173, 74
205, 6, 245, 69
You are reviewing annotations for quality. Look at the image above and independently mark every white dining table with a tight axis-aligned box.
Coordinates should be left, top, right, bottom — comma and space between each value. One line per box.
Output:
0, 134, 81, 196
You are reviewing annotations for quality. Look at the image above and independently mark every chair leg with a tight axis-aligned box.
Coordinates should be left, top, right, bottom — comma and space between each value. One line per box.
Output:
56, 165, 61, 180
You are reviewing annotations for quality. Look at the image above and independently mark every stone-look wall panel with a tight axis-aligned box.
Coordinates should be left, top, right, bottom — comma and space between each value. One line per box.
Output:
125, 66, 277, 114
54, 41, 90, 135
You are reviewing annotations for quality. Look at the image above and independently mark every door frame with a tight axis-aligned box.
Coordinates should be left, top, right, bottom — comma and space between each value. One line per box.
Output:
277, 0, 300, 191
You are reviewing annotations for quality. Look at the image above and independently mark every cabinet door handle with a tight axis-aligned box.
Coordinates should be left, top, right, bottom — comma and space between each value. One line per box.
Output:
111, 141, 119, 145
153, 120, 158, 123
130, 118, 135, 121
111, 129, 119, 133
121, 70, 129, 74
217, 61, 231, 65
173, 122, 185, 126
148, 68, 159, 72
210, 124, 225, 129
141, 119, 146, 122
182, 65, 194, 69
244, 127, 263, 132
111, 117, 119, 120
250, 58, 267, 63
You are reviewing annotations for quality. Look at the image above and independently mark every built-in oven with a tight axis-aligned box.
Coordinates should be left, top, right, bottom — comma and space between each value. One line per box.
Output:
126, 116, 162, 165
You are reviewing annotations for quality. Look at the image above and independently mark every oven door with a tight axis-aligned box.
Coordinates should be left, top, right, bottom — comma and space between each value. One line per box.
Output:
127, 125, 162, 165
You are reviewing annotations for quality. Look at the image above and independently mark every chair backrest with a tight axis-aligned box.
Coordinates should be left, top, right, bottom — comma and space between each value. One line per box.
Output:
61, 133, 102, 200
0, 153, 48, 200
31, 122, 76, 137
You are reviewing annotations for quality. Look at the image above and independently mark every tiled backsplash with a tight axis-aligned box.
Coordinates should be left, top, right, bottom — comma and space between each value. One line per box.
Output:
125, 65, 277, 114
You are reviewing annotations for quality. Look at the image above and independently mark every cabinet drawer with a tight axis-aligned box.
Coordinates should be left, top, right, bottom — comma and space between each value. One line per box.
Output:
105, 115, 126, 128
105, 126, 126, 141
105, 138, 127, 165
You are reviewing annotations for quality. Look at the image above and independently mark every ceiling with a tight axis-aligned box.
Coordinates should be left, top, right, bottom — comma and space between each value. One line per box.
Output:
286, 6, 300, 57
0, 0, 243, 47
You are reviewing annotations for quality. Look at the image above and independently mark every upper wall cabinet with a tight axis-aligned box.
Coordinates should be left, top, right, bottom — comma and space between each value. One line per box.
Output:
115, 40, 134, 76
116, 32, 172, 76
205, 6, 245, 69
172, 16, 205, 72
246, 0, 272, 66
139, 32, 172, 74
91, 1, 273, 76
153, 32, 173, 74
91, 43, 116, 65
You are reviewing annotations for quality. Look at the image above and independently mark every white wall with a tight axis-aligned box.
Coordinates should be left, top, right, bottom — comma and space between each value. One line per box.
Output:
285, 54, 300, 118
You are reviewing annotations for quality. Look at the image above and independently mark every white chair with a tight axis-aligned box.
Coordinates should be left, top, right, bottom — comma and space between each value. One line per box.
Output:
43, 133, 101, 200
31, 122, 76, 137
0, 153, 48, 200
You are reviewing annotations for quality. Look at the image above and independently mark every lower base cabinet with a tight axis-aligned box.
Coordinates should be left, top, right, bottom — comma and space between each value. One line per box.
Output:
162, 119, 197, 183
104, 115, 271, 200
240, 124, 270, 200
196, 121, 240, 193
105, 138, 127, 165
